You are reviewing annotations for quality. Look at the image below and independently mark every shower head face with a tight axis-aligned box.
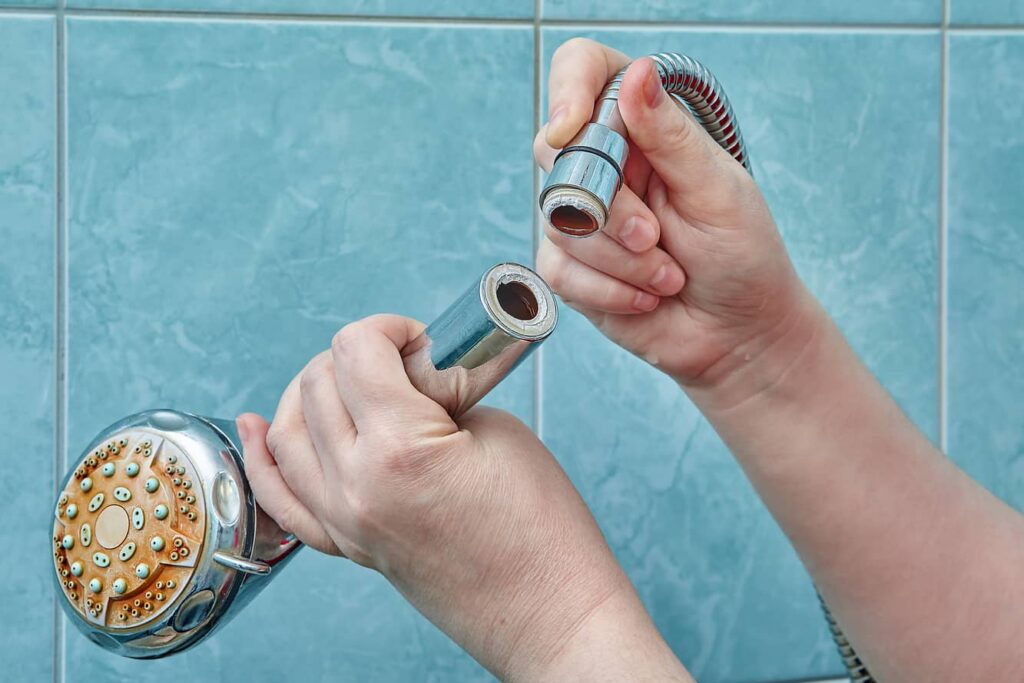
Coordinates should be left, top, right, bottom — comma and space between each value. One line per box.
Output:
50, 410, 300, 659
53, 431, 207, 630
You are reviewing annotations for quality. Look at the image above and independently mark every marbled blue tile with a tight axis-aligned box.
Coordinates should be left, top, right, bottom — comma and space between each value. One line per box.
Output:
543, 0, 940, 24
948, 36, 1024, 510
541, 28, 940, 682
0, 15, 55, 682
64, 17, 532, 681
950, 1, 1024, 25
0, 0, 55, 6
67, 0, 531, 18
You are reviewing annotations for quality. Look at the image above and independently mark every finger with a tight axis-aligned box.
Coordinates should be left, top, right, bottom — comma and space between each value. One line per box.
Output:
332, 314, 445, 431
546, 38, 631, 148
299, 351, 357, 476
617, 57, 750, 219
597, 184, 662, 252
534, 125, 558, 172
266, 370, 329, 513
237, 413, 341, 556
543, 223, 684, 296
536, 239, 663, 315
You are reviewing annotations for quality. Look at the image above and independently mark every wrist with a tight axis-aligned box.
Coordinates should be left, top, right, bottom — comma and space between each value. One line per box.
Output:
681, 282, 830, 416
515, 583, 692, 683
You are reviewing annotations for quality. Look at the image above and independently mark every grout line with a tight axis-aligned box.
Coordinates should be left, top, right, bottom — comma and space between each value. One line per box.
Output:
1, 6, 1023, 32
949, 26, 1024, 34
531, 0, 543, 438
52, 1, 67, 681
11, 6, 536, 25
938, 0, 950, 453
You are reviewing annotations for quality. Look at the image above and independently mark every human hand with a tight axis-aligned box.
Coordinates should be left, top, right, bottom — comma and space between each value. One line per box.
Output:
535, 38, 820, 403
236, 314, 688, 681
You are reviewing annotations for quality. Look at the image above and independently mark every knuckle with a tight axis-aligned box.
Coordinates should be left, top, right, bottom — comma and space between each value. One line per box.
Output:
664, 113, 699, 155
331, 324, 357, 354
554, 36, 594, 61
298, 367, 320, 396
265, 423, 286, 455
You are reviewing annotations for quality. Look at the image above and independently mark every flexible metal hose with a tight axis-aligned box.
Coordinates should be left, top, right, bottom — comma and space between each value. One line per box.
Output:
540, 51, 751, 236
818, 593, 876, 682
601, 52, 750, 170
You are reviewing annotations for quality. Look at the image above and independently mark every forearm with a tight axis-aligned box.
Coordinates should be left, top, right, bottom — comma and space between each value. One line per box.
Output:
685, 287, 1024, 681
520, 584, 693, 683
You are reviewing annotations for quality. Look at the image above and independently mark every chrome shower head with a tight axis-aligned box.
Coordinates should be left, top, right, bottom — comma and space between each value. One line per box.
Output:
52, 262, 558, 658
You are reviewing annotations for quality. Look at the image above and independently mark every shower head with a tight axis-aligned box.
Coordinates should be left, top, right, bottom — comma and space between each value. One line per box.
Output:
51, 262, 558, 658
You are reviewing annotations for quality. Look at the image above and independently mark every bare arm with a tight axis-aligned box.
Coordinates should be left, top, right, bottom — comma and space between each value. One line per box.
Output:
536, 37, 1024, 681
690, 288, 1024, 681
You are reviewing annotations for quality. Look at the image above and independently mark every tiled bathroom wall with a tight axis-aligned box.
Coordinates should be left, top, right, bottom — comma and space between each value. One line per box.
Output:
0, 1, 1020, 682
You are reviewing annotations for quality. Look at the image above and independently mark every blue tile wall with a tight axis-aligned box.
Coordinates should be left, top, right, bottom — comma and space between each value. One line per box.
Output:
65, 0, 532, 17
0, 0, 1018, 681
542, 0, 941, 24
0, 15, 56, 682
948, 35, 1024, 510
950, 1, 1024, 25
62, 17, 532, 682
540, 28, 939, 683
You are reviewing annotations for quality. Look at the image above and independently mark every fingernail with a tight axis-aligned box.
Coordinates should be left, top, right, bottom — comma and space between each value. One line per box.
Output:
633, 291, 660, 312
620, 216, 656, 252
642, 62, 665, 108
650, 264, 685, 295
235, 417, 249, 444
548, 105, 568, 135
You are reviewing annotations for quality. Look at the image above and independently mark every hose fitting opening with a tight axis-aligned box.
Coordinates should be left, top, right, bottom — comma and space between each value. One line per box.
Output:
540, 51, 751, 238
540, 123, 627, 236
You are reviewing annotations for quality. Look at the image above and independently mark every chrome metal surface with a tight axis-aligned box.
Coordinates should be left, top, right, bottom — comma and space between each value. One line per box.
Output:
540, 51, 751, 236
402, 262, 557, 419
819, 592, 876, 683
53, 264, 558, 658
212, 552, 272, 576
52, 409, 301, 659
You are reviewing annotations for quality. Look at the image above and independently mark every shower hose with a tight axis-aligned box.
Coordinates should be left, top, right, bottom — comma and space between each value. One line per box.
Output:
540, 51, 876, 683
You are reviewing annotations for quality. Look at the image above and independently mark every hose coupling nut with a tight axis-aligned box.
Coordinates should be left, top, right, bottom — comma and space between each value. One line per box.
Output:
540, 123, 628, 237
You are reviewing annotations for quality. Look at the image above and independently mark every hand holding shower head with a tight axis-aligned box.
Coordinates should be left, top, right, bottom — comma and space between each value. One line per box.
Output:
539, 52, 751, 237
51, 263, 557, 659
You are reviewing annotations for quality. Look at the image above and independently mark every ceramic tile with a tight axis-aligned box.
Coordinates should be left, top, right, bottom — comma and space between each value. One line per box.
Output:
64, 17, 532, 680
950, 0, 1024, 25
0, 0, 55, 6
540, 28, 941, 682
66, 0, 532, 18
0, 15, 56, 681
947, 35, 1024, 510
542, 0, 940, 24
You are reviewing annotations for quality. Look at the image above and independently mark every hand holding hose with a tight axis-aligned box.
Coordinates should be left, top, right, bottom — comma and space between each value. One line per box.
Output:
535, 38, 816, 404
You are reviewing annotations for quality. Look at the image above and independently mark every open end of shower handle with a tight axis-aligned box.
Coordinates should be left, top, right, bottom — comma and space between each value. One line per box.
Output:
401, 262, 557, 419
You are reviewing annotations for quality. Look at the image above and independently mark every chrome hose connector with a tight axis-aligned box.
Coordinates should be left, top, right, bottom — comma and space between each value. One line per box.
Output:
540, 51, 751, 237
540, 123, 629, 237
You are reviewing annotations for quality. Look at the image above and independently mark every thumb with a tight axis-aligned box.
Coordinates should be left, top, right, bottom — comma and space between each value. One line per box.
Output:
617, 57, 749, 220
